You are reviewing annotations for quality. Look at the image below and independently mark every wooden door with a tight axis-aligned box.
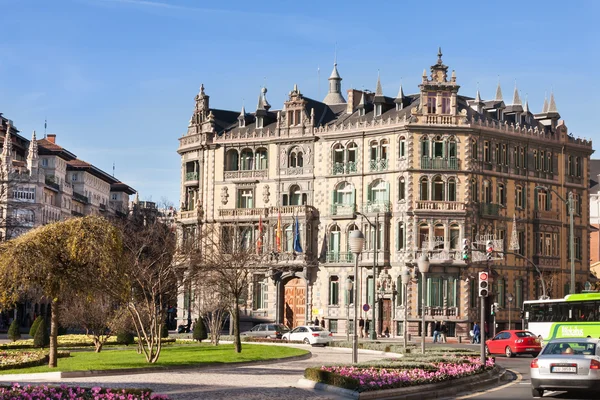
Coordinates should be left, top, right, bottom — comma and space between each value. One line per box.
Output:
284, 278, 306, 328
380, 299, 392, 336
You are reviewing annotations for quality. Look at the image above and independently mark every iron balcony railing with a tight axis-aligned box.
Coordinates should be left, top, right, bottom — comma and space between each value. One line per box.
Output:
330, 203, 356, 216
420, 156, 459, 170
369, 158, 388, 172
185, 171, 199, 181
325, 251, 355, 263
332, 161, 358, 175
362, 201, 391, 213
73, 191, 89, 204
480, 203, 500, 217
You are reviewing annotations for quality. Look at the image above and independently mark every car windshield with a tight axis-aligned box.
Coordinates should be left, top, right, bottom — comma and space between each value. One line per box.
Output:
310, 327, 324, 332
542, 341, 596, 355
276, 325, 289, 331
515, 331, 536, 338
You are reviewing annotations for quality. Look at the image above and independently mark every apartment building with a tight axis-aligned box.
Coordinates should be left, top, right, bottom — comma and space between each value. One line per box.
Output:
176, 50, 594, 338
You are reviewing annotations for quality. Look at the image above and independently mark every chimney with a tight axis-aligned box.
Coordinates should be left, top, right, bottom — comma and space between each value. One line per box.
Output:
47, 134, 56, 143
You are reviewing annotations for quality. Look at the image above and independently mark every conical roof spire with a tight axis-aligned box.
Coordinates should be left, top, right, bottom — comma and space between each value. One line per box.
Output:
512, 84, 522, 105
394, 81, 404, 104
548, 91, 558, 113
27, 130, 38, 160
256, 87, 271, 111
239, 104, 246, 117
375, 72, 383, 96
329, 63, 341, 80
475, 89, 483, 103
323, 61, 345, 105
358, 91, 366, 107
542, 93, 549, 113
495, 80, 503, 101
523, 94, 530, 113
2, 124, 13, 158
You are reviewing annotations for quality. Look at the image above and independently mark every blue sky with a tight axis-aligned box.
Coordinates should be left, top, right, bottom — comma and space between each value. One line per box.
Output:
1, 0, 599, 206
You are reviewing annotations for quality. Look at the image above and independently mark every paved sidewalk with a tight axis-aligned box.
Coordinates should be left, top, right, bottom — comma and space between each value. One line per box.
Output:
1, 344, 397, 400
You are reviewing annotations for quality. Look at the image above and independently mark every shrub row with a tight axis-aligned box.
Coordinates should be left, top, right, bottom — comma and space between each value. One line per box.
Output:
0, 350, 71, 371
0, 335, 176, 350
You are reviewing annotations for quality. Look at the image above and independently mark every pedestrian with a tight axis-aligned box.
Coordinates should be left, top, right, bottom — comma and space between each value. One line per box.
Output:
433, 320, 441, 343
321, 319, 325, 328
440, 321, 448, 343
358, 317, 365, 338
314, 316, 319, 326
365, 319, 370, 338
473, 322, 481, 344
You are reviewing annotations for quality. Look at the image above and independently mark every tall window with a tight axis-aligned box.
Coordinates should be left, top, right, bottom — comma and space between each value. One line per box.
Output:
471, 179, 478, 202
450, 225, 460, 250
471, 139, 478, 159
399, 138, 406, 157
329, 276, 339, 305
252, 274, 267, 310
497, 183, 506, 206
369, 179, 389, 203
576, 157, 582, 177
494, 144, 500, 164
502, 144, 508, 165
516, 279, 523, 308
496, 278, 505, 308
520, 147, 525, 168
483, 181, 491, 204
427, 92, 436, 114
448, 178, 456, 201
398, 178, 406, 201
397, 222, 405, 250
329, 226, 341, 254
237, 188, 253, 208
240, 149, 254, 170
575, 236, 582, 260
421, 138, 430, 157
284, 224, 293, 252
448, 138, 457, 159
419, 225, 429, 249
335, 182, 354, 205
441, 93, 450, 114
225, 149, 239, 171
483, 141, 490, 162
256, 148, 268, 169
289, 185, 302, 205
433, 137, 444, 158
420, 177, 429, 201
568, 155, 574, 176
433, 176, 444, 201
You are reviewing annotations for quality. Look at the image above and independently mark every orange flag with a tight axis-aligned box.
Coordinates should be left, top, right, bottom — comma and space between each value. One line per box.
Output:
276, 212, 282, 252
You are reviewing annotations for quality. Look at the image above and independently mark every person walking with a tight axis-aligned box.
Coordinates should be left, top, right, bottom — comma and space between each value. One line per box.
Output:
439, 321, 448, 343
314, 316, 319, 326
473, 322, 481, 344
365, 319, 370, 338
433, 320, 441, 343
358, 317, 365, 338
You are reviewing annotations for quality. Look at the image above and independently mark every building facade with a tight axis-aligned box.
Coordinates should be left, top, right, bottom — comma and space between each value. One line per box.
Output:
589, 159, 600, 277
176, 51, 594, 338
0, 113, 136, 329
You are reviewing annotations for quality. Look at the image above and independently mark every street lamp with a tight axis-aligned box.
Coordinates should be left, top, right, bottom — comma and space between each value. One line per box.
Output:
348, 230, 365, 364
346, 277, 354, 342
507, 293, 514, 330
417, 253, 430, 354
400, 266, 411, 351
535, 186, 575, 294
354, 211, 378, 340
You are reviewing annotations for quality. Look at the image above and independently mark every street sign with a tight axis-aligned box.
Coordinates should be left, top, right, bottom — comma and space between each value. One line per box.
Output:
362, 304, 370, 312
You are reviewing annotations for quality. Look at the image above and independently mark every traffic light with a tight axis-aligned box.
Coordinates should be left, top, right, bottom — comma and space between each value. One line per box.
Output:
478, 271, 489, 297
491, 302, 499, 316
462, 239, 470, 261
486, 240, 494, 261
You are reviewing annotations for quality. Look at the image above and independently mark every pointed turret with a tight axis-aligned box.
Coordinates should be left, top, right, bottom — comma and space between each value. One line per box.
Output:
256, 87, 271, 112
495, 81, 503, 102
27, 130, 39, 176
238, 105, 247, 128
542, 94, 549, 113
523, 96, 530, 114
323, 63, 346, 105
512, 85, 522, 105
475, 89, 483, 104
394, 82, 404, 110
1, 124, 13, 173
375, 73, 383, 97
469, 88, 484, 114
548, 92, 558, 113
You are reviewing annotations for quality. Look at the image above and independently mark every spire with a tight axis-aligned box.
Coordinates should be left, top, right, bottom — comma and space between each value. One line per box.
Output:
329, 63, 341, 80
27, 130, 38, 160
358, 91, 366, 107
323, 62, 345, 104
375, 71, 383, 96
2, 125, 13, 158
542, 93, 549, 113
495, 79, 503, 101
548, 91, 558, 113
256, 87, 271, 111
437, 46, 443, 65
475, 89, 482, 103
394, 81, 404, 106
239, 104, 246, 117
512, 83, 522, 105
523, 94, 530, 113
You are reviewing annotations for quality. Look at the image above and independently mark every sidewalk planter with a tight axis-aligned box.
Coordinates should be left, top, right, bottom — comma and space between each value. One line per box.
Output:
0, 384, 168, 399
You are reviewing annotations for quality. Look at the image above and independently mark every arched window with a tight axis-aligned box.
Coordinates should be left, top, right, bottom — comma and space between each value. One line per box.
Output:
381, 139, 389, 161
434, 224, 445, 250
420, 177, 429, 201
432, 176, 444, 201
347, 142, 357, 163
369, 140, 378, 161
225, 149, 239, 171
240, 148, 254, 171
289, 185, 302, 205
471, 179, 478, 203
297, 151, 303, 167
329, 276, 339, 305
497, 183, 506, 206
433, 136, 444, 158
329, 225, 341, 257
397, 222, 405, 250
421, 137, 430, 158
334, 182, 354, 205
448, 177, 456, 202
333, 143, 344, 165
256, 148, 268, 170
398, 177, 406, 201
483, 180, 491, 204
449, 224, 460, 250
399, 136, 406, 157
448, 137, 457, 159
471, 139, 478, 159
419, 224, 429, 249
369, 179, 389, 203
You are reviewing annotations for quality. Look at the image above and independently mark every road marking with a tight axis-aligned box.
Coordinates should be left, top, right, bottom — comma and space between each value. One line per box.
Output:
456, 369, 522, 399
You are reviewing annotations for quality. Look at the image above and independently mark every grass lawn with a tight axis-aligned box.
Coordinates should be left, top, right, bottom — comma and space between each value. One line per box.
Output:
0, 344, 308, 375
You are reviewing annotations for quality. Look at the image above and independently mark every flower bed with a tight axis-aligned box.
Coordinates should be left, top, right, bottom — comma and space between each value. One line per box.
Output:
305, 355, 496, 392
0, 350, 71, 370
0, 335, 176, 350
0, 383, 169, 399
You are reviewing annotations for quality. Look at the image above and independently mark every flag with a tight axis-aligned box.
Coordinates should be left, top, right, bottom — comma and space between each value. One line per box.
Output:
276, 212, 282, 252
256, 215, 263, 255
293, 216, 303, 253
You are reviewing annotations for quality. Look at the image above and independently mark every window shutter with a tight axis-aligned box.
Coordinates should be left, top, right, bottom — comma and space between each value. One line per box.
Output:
547, 192, 552, 211
385, 181, 390, 202
351, 188, 356, 208
527, 150, 534, 170
396, 222, 400, 251
534, 188, 538, 210
367, 184, 372, 202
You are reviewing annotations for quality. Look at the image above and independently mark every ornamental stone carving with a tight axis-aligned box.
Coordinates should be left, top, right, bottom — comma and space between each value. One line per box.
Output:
263, 185, 270, 204
221, 187, 229, 205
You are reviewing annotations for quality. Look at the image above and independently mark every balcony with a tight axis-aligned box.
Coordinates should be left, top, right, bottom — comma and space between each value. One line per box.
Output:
326, 251, 354, 263
369, 158, 388, 172
45, 175, 59, 191
71, 210, 84, 217
224, 169, 268, 180
99, 203, 107, 212
72, 191, 89, 204
185, 171, 199, 181
420, 156, 459, 170
534, 210, 560, 221
179, 210, 198, 220
425, 307, 458, 317
479, 203, 501, 217
332, 161, 357, 175
415, 201, 465, 212
280, 166, 312, 176
218, 208, 268, 218
331, 203, 356, 217
362, 201, 391, 214
269, 205, 315, 218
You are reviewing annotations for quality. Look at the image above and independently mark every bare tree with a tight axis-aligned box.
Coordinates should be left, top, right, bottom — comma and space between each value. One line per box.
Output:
195, 272, 231, 346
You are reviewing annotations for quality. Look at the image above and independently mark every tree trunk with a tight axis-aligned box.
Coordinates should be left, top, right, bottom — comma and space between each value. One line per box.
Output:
48, 298, 59, 368
233, 304, 241, 353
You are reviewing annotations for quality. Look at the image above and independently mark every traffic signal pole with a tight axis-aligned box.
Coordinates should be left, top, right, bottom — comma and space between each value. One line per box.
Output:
481, 292, 486, 367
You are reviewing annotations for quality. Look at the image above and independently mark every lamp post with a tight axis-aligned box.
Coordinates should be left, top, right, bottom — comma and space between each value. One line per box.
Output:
349, 230, 365, 364
354, 211, 379, 340
346, 277, 353, 342
507, 293, 514, 330
535, 186, 575, 294
417, 253, 430, 354
401, 266, 411, 351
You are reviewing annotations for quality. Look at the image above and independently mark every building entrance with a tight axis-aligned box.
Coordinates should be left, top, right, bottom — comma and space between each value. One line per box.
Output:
284, 277, 306, 329
379, 298, 392, 336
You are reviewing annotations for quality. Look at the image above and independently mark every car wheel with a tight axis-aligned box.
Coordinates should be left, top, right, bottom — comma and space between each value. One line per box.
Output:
282, 337, 288, 343
303, 338, 310, 345
531, 387, 543, 398
485, 345, 490, 356
266, 335, 272, 339
505, 346, 513, 358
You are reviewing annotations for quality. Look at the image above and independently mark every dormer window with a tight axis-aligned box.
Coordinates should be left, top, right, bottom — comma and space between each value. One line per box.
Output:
256, 117, 263, 129
427, 92, 437, 114
498, 109, 503, 120
375, 104, 382, 117
239, 118, 245, 128
359, 107, 365, 117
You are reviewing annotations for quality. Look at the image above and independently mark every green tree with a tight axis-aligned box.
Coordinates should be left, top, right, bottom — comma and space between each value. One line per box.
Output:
0, 216, 122, 367
193, 318, 208, 342
29, 316, 43, 337
33, 318, 50, 348
7, 319, 20, 342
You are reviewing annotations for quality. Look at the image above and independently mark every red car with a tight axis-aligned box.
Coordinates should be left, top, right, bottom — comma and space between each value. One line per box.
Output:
485, 330, 542, 357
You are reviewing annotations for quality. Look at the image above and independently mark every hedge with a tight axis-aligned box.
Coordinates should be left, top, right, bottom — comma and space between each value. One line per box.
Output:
304, 367, 360, 391
0, 350, 71, 371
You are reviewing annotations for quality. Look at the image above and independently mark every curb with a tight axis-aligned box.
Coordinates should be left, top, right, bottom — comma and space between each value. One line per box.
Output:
0, 350, 313, 381
297, 365, 509, 400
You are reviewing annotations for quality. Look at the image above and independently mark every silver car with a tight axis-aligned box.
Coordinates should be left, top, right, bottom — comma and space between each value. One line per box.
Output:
530, 338, 600, 397
240, 323, 290, 339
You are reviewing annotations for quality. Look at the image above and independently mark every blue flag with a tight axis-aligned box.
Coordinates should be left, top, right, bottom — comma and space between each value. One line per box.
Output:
293, 216, 303, 253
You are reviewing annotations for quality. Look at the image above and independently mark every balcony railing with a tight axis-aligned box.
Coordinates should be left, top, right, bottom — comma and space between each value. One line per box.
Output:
326, 251, 354, 263
179, 210, 197, 220
480, 203, 501, 217
71, 210, 84, 217
534, 210, 560, 221
218, 208, 268, 218
369, 158, 388, 172
45, 175, 59, 190
362, 201, 391, 213
331, 203, 356, 216
420, 156, 459, 170
73, 191, 89, 204
185, 171, 199, 181
224, 169, 268, 180
99, 203, 107, 211
415, 201, 466, 211
269, 205, 314, 217
332, 161, 357, 175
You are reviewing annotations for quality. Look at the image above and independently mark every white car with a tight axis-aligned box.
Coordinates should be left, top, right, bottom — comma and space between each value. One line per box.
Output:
282, 325, 333, 346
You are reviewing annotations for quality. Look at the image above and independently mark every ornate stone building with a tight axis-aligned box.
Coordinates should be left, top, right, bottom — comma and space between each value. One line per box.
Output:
176, 51, 594, 338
